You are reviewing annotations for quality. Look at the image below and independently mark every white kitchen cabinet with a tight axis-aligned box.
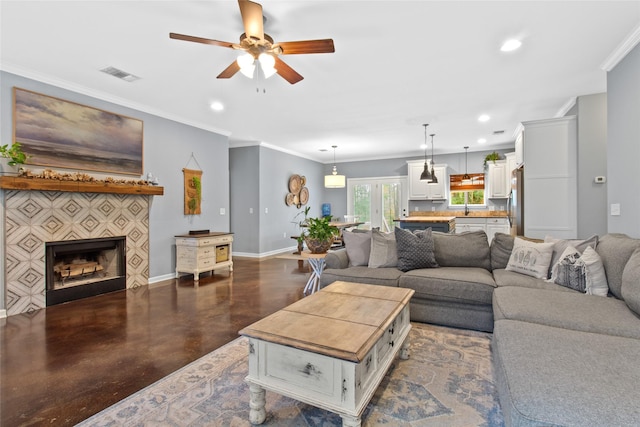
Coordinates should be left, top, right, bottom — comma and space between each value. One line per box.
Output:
487, 160, 508, 198
455, 217, 509, 243
407, 161, 448, 200
455, 218, 487, 235
486, 217, 510, 242
505, 152, 517, 193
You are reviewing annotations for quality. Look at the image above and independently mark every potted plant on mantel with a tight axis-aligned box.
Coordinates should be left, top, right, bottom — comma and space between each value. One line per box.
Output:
303, 216, 340, 254
0, 142, 28, 175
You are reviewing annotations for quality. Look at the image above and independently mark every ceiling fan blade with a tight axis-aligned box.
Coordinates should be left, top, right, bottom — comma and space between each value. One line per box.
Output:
276, 39, 335, 55
238, 0, 264, 41
170, 32, 236, 49
274, 57, 303, 84
217, 61, 241, 79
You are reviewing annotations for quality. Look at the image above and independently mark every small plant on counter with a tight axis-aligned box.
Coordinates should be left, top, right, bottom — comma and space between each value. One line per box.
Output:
483, 151, 501, 169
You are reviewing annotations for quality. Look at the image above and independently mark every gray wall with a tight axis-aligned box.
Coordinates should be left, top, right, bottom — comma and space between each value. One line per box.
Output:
0, 71, 230, 281
607, 43, 640, 237
230, 145, 324, 255
575, 93, 608, 237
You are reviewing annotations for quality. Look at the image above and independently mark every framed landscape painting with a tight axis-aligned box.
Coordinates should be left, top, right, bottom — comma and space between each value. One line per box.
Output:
13, 87, 143, 176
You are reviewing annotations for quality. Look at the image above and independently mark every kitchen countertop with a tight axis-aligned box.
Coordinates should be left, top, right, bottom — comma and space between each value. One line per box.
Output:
396, 216, 456, 223
410, 211, 508, 218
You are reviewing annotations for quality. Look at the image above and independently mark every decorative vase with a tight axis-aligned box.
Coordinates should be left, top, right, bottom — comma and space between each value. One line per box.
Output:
0, 158, 19, 176
304, 238, 332, 254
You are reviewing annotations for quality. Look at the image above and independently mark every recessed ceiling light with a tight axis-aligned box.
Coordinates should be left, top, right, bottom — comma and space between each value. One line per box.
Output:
478, 138, 487, 144
500, 39, 522, 52
478, 114, 490, 122
210, 101, 224, 112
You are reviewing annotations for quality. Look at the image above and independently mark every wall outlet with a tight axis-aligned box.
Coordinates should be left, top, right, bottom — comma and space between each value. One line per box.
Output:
219, 208, 225, 215
283, 232, 287, 238
431, 206, 435, 211
265, 208, 269, 214
249, 207, 254, 214
414, 206, 419, 211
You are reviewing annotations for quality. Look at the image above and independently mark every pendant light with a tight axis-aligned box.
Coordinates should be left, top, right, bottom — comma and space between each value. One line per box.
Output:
462, 146, 472, 184
324, 145, 346, 188
428, 133, 438, 185
419, 124, 432, 182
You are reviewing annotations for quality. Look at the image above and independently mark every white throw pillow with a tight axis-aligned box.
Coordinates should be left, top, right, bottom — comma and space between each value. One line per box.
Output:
549, 245, 609, 296
505, 237, 554, 279
368, 230, 397, 268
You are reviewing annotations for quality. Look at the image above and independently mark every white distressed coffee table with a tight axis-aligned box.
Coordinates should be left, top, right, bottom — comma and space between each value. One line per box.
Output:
239, 281, 414, 426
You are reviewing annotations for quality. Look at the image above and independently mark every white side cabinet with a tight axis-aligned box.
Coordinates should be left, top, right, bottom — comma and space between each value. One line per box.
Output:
175, 232, 234, 285
407, 160, 448, 200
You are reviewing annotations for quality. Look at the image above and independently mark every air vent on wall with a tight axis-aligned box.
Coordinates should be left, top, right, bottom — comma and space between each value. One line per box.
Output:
100, 66, 140, 82
492, 130, 505, 135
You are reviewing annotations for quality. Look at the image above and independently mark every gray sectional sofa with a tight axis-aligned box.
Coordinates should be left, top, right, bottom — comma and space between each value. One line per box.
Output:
320, 230, 640, 426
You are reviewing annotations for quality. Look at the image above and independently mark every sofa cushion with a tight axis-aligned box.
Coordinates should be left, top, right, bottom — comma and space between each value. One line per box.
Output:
319, 266, 402, 289
394, 227, 438, 272
324, 249, 349, 269
399, 267, 496, 306
493, 319, 640, 427
493, 269, 576, 292
432, 230, 491, 270
505, 237, 554, 279
545, 234, 598, 277
342, 230, 372, 267
549, 246, 609, 296
622, 248, 640, 316
490, 232, 514, 271
596, 233, 640, 299
493, 286, 640, 339
368, 230, 397, 268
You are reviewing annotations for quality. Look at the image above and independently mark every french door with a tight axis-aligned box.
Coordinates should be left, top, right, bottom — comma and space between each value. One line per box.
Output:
346, 177, 408, 232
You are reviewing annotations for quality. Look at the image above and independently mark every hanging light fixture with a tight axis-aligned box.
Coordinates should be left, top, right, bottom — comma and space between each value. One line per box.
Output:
462, 146, 472, 184
419, 124, 432, 182
428, 133, 438, 185
324, 145, 346, 188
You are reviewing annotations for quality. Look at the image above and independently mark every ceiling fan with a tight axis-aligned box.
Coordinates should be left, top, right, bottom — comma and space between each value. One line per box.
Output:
170, 0, 335, 84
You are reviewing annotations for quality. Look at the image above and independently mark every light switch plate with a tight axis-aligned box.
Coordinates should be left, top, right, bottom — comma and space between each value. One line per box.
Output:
611, 203, 621, 216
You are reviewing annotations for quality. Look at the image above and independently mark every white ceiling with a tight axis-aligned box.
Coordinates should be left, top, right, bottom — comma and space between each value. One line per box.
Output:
2, 1, 639, 164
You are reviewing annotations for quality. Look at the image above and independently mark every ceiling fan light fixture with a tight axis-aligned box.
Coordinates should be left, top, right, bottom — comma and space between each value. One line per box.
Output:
237, 53, 256, 78
258, 52, 277, 78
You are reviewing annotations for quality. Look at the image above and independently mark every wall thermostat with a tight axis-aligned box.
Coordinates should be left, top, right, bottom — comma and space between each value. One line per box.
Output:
594, 176, 606, 183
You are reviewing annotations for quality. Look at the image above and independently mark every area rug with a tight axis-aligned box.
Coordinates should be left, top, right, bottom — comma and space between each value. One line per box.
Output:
78, 323, 504, 426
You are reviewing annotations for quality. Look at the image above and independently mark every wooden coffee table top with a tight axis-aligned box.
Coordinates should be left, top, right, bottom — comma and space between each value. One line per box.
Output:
239, 281, 414, 362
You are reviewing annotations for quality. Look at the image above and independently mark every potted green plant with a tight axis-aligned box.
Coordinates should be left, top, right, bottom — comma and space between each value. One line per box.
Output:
187, 176, 201, 214
483, 151, 501, 169
0, 142, 28, 175
303, 216, 340, 254
291, 206, 311, 254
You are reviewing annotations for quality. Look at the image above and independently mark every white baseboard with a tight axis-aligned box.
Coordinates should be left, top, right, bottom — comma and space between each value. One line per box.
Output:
0, 309, 6, 319
234, 246, 298, 259
148, 273, 176, 287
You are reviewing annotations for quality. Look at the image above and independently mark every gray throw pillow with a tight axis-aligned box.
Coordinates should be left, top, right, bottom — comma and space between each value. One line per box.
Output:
548, 245, 608, 295
622, 248, 640, 316
368, 230, 397, 268
342, 230, 372, 266
394, 227, 438, 272
432, 230, 491, 270
490, 233, 515, 271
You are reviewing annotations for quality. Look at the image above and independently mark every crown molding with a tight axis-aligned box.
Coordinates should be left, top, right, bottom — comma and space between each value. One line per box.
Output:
0, 62, 232, 137
556, 97, 577, 117
601, 23, 640, 71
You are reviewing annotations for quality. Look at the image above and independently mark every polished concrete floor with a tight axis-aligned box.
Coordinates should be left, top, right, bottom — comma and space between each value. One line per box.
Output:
0, 257, 308, 427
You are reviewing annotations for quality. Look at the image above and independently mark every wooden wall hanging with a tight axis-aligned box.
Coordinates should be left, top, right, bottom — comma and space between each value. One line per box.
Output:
183, 168, 202, 215
285, 174, 308, 208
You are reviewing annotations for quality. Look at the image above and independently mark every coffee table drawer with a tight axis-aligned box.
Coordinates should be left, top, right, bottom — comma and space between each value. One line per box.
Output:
263, 341, 337, 396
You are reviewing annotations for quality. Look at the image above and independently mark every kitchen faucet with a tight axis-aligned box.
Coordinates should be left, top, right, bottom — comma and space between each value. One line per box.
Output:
464, 202, 470, 216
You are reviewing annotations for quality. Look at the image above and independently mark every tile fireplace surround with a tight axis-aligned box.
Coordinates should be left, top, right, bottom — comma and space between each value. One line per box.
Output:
2, 189, 152, 316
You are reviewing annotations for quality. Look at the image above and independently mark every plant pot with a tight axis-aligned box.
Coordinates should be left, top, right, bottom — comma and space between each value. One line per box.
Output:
304, 238, 332, 254
0, 158, 19, 176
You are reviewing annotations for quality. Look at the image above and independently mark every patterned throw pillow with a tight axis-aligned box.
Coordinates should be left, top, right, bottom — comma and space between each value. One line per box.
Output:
505, 237, 554, 279
549, 246, 609, 296
394, 227, 438, 272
